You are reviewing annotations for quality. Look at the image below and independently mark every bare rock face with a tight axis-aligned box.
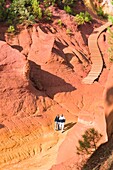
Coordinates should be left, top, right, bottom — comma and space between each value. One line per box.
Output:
28, 26, 54, 65
0, 40, 59, 167
0, 41, 29, 117
1, 15, 112, 169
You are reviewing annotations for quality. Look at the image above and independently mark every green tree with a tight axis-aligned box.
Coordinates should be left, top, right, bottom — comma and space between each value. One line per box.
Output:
77, 128, 102, 155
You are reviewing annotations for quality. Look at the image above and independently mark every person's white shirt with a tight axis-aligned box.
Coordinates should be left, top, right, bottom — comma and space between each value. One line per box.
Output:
59, 115, 65, 132
59, 115, 65, 122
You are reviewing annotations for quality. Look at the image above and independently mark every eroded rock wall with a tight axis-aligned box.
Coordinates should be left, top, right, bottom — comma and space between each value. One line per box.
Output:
0, 18, 112, 169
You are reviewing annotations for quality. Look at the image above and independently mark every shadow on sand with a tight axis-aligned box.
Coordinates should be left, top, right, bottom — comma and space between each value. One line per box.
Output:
63, 122, 76, 132
0, 124, 5, 129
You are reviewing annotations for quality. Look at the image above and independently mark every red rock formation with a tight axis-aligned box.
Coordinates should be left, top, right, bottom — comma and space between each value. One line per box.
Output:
0, 11, 112, 169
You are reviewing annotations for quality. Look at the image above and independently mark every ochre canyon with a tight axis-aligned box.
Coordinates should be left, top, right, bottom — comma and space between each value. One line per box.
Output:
1, 0, 113, 169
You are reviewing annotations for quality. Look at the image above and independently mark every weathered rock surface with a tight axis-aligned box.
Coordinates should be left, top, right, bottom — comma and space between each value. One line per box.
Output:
0, 40, 60, 168
0, 13, 113, 170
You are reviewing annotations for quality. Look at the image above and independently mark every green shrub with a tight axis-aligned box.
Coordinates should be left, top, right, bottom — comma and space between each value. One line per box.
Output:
97, 7, 108, 19
7, 0, 43, 24
56, 0, 76, 12
7, 25, 15, 33
28, 15, 35, 21
44, 0, 55, 7
57, 19, 63, 27
0, 0, 77, 25
74, 12, 92, 25
77, 128, 102, 155
64, 5, 73, 14
62, 0, 75, 6
32, 0, 42, 19
44, 9, 52, 21
8, 0, 30, 24
108, 15, 113, 24
84, 11, 92, 22
66, 28, 72, 35
75, 14, 85, 25
97, 7, 104, 16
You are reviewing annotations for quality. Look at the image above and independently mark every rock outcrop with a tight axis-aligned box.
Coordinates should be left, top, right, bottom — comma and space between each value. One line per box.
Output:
0, 40, 59, 167
0, 13, 113, 169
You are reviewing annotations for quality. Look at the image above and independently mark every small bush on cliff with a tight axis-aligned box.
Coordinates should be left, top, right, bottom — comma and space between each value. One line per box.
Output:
7, 0, 43, 24
57, 19, 63, 27
44, 0, 56, 7
32, 0, 42, 20
66, 28, 72, 35
74, 12, 92, 25
7, 25, 15, 33
62, 0, 75, 7
108, 15, 113, 24
97, 7, 108, 19
64, 5, 73, 14
44, 9, 52, 21
57, 0, 76, 13
97, 7, 104, 16
77, 128, 102, 155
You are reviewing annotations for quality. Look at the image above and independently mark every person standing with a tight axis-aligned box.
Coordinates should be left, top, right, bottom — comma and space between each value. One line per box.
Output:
59, 114, 66, 133
54, 114, 60, 130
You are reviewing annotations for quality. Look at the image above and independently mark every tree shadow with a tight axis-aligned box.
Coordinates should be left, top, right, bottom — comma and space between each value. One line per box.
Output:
64, 122, 76, 132
81, 136, 113, 170
0, 124, 5, 129
28, 60, 76, 98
